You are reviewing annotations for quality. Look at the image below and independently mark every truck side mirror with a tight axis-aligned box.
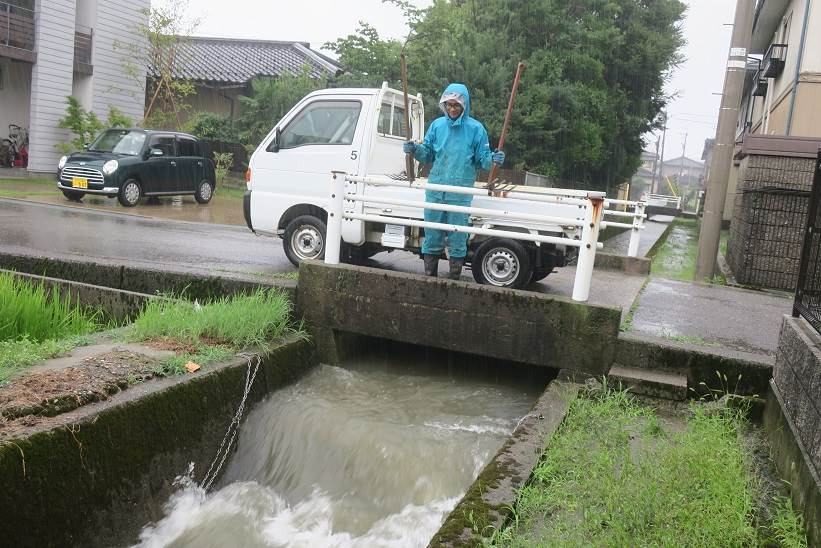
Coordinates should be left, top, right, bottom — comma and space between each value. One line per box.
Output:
150, 148, 164, 157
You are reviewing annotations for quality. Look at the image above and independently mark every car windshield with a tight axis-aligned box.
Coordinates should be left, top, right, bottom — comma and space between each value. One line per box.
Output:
89, 130, 146, 155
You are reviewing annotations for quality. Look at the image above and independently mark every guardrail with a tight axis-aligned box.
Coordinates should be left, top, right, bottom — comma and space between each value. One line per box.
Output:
0, 1, 35, 52
325, 173, 646, 302
647, 193, 682, 210
602, 198, 647, 258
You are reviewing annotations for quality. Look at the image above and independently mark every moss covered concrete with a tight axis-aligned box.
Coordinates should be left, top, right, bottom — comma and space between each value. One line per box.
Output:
298, 261, 621, 375
764, 381, 821, 546
0, 335, 315, 547
428, 381, 580, 547
0, 251, 296, 303
615, 331, 773, 397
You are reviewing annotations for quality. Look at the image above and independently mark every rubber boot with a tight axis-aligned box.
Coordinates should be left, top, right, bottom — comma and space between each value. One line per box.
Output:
448, 257, 465, 280
423, 254, 440, 277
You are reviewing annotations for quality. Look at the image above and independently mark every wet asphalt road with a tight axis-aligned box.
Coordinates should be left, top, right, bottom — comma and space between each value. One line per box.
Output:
0, 198, 293, 276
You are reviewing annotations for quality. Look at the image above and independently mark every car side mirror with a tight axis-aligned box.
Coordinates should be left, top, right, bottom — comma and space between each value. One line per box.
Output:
83, 143, 90, 150
150, 148, 164, 157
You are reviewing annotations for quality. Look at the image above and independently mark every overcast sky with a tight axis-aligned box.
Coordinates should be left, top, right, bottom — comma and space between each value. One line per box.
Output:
187, 0, 737, 163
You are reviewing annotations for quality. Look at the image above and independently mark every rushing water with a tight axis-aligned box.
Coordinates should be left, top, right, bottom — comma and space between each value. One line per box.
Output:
135, 351, 546, 547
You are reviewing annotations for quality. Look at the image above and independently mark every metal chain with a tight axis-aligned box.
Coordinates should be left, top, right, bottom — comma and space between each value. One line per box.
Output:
201, 353, 261, 492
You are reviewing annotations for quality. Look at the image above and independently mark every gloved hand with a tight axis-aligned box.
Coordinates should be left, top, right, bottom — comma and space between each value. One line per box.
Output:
492, 150, 505, 165
403, 141, 417, 154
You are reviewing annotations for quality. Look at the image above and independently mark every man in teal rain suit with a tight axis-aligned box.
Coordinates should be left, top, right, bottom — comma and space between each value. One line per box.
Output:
404, 83, 505, 279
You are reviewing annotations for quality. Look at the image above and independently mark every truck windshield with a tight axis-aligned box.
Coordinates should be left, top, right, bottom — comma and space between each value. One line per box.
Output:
280, 101, 361, 148
89, 130, 146, 155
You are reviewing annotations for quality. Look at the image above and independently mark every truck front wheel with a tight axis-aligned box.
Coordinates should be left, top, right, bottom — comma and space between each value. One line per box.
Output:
283, 215, 326, 266
471, 238, 533, 289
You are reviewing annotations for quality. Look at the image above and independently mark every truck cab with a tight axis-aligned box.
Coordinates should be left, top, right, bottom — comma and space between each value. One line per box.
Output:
244, 83, 580, 289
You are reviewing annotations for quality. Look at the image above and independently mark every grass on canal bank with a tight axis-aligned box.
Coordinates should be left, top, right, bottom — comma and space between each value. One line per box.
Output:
490, 388, 807, 547
123, 287, 301, 376
0, 272, 102, 382
0, 271, 300, 382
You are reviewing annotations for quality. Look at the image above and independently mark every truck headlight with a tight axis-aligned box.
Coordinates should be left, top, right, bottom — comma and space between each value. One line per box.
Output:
102, 160, 119, 175
58, 156, 67, 169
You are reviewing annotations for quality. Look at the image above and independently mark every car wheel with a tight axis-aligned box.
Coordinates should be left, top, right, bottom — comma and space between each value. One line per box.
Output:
471, 238, 533, 289
194, 179, 214, 204
61, 189, 85, 201
283, 215, 327, 267
118, 179, 141, 207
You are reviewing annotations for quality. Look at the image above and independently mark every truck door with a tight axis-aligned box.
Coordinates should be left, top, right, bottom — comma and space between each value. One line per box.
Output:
250, 97, 367, 234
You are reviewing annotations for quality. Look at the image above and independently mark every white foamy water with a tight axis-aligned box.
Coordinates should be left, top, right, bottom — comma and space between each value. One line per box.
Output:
136, 355, 543, 547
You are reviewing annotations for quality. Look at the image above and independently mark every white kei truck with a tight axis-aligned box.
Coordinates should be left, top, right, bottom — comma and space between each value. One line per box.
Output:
243, 83, 591, 290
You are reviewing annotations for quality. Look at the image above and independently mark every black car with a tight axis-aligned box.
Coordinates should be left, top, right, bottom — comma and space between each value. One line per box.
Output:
56, 129, 217, 207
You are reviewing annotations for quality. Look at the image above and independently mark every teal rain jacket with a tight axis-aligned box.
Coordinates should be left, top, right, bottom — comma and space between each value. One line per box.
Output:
411, 83, 494, 205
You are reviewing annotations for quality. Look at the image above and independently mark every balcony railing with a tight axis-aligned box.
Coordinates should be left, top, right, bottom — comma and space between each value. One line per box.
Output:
762, 43, 788, 78
74, 24, 92, 73
0, 1, 35, 52
753, 72, 768, 96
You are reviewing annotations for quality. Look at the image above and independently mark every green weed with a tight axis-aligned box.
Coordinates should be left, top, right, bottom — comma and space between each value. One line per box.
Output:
125, 288, 298, 353
155, 345, 235, 377
0, 272, 101, 342
492, 389, 764, 546
0, 335, 91, 383
767, 496, 808, 548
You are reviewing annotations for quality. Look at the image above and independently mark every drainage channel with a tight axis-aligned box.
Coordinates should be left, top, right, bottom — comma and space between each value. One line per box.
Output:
135, 344, 552, 547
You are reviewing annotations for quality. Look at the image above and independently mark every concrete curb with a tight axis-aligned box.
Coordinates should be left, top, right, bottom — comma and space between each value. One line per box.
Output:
615, 331, 773, 397
0, 251, 297, 303
594, 252, 651, 275
429, 381, 581, 547
644, 218, 676, 259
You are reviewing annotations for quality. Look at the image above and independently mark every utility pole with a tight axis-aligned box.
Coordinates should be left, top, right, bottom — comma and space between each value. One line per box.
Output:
656, 112, 668, 194
694, 0, 755, 281
650, 136, 660, 194
678, 133, 688, 184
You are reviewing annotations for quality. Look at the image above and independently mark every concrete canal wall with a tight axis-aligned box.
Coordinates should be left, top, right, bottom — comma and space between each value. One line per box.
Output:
0, 251, 297, 302
297, 261, 622, 376
0, 336, 315, 547
766, 315, 821, 547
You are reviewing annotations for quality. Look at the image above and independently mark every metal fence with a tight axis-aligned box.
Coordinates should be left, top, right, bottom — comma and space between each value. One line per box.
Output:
74, 25, 92, 66
0, 1, 35, 51
325, 172, 647, 302
793, 153, 821, 332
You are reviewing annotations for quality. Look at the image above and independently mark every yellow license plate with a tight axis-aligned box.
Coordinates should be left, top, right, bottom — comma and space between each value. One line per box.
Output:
72, 177, 88, 189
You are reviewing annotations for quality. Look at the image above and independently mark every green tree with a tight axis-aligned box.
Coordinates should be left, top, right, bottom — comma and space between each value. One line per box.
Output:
237, 69, 325, 146
116, 0, 199, 130
328, 0, 685, 192
184, 112, 238, 142
56, 97, 133, 153
324, 22, 404, 88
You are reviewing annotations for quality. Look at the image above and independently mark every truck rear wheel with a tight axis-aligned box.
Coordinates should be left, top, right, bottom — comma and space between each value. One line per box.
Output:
471, 238, 533, 289
283, 215, 326, 266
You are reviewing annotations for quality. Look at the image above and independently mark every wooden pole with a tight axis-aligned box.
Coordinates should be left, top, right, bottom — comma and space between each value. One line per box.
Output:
487, 62, 524, 192
400, 54, 414, 183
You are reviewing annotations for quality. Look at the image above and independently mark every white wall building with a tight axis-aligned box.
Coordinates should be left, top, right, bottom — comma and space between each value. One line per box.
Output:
0, 0, 148, 175
737, 0, 821, 139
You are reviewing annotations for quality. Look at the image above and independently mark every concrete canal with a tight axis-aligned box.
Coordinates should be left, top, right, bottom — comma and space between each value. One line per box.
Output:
136, 346, 550, 547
